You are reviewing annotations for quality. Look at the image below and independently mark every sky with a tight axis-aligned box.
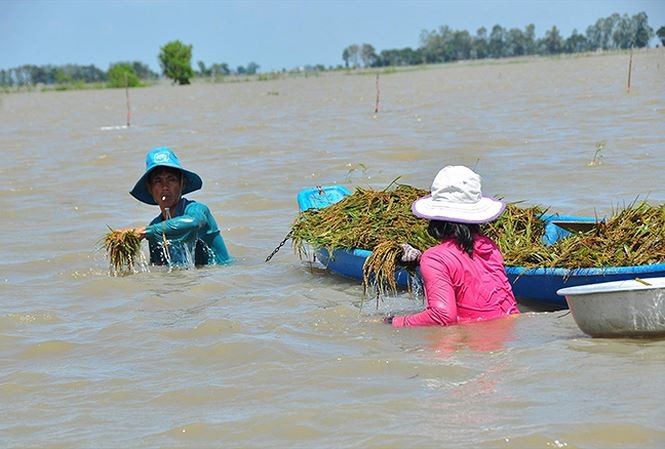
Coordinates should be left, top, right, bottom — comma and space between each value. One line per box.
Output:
2, 0, 664, 73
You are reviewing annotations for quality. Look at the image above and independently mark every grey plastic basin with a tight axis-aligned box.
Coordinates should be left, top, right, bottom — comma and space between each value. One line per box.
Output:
557, 277, 665, 338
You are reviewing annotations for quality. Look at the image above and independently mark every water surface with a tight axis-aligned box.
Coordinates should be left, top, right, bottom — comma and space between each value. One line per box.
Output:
1, 50, 664, 448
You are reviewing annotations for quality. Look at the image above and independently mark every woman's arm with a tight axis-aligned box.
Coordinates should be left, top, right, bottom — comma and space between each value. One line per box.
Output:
391, 251, 458, 327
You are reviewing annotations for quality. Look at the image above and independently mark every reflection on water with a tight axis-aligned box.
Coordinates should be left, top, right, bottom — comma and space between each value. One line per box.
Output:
1, 50, 665, 448
425, 316, 518, 356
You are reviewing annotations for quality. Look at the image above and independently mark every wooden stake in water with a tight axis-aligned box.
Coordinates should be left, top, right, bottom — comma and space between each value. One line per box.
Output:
125, 72, 131, 127
626, 49, 633, 93
374, 74, 380, 113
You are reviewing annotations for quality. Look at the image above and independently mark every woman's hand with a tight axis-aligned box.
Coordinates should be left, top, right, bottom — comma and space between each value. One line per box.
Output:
400, 243, 422, 262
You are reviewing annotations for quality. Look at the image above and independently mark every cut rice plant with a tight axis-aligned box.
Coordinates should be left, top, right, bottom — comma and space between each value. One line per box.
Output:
102, 228, 142, 275
542, 201, 665, 268
291, 184, 436, 294
288, 182, 665, 297
482, 202, 552, 267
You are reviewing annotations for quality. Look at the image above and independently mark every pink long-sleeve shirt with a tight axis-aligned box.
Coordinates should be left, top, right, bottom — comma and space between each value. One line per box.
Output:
392, 235, 519, 327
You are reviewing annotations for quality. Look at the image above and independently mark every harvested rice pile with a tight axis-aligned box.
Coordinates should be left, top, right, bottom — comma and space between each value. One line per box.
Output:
291, 184, 435, 293
539, 201, 665, 268
290, 183, 665, 293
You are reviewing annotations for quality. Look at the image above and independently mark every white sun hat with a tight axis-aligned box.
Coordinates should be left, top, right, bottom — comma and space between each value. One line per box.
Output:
411, 165, 505, 224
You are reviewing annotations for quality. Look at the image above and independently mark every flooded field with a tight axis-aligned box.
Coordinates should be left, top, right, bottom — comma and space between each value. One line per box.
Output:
1, 49, 664, 448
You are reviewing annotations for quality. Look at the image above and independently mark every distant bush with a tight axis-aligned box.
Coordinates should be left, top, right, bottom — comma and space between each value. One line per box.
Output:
159, 40, 194, 85
107, 63, 141, 88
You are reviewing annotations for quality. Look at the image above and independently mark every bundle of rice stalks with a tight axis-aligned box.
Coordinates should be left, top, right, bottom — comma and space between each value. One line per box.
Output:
291, 184, 433, 253
102, 228, 142, 275
291, 184, 437, 294
482, 203, 552, 267
541, 201, 665, 268
290, 183, 665, 295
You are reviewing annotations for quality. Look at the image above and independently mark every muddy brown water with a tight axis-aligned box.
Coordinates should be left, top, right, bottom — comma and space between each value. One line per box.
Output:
1, 50, 664, 448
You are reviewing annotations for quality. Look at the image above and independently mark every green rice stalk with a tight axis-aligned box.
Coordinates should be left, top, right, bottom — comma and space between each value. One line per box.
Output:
102, 228, 142, 275
542, 201, 665, 268
482, 202, 550, 266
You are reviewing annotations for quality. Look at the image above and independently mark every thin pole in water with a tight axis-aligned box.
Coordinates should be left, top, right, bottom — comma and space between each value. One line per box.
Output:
125, 72, 131, 127
626, 48, 633, 93
374, 73, 380, 113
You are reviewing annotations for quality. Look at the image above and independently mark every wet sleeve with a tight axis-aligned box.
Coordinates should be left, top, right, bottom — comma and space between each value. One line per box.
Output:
144, 205, 207, 242
392, 251, 458, 327
210, 233, 232, 264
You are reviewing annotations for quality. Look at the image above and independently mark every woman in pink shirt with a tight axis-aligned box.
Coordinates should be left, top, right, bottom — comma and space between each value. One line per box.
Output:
387, 165, 519, 327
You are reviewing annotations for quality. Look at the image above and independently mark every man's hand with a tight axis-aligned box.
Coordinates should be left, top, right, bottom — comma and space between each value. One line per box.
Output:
118, 227, 146, 240
134, 227, 146, 240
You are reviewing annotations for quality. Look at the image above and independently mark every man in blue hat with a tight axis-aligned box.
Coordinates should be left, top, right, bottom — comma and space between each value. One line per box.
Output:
129, 147, 232, 266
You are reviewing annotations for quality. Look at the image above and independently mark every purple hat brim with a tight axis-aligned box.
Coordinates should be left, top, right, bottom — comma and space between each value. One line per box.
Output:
411, 194, 506, 224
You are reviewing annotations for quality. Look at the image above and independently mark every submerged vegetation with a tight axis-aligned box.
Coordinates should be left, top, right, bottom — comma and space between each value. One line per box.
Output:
290, 184, 665, 294
102, 229, 143, 276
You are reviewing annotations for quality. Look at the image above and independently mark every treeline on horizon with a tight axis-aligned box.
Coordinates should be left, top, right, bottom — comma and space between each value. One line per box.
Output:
1, 11, 663, 89
344, 12, 659, 68
0, 59, 262, 90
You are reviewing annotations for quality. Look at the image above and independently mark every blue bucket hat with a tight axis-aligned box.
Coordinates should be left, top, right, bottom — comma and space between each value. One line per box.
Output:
130, 147, 203, 205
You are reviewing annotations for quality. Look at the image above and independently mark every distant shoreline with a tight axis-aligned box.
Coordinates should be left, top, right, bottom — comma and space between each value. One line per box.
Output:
1, 47, 659, 94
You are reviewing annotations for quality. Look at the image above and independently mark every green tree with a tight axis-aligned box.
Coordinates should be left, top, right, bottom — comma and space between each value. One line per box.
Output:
342, 47, 350, 68
524, 24, 537, 54
565, 29, 589, 53
586, 14, 620, 50
107, 63, 141, 88
541, 25, 563, 54
246, 62, 260, 75
0, 69, 10, 87
342, 44, 361, 68
658, 26, 665, 46
375, 47, 422, 67
450, 30, 472, 60
159, 40, 194, 85
360, 44, 377, 67
488, 25, 506, 58
197, 61, 211, 77
420, 27, 454, 62
505, 28, 526, 56
632, 12, 653, 48
54, 68, 72, 85
473, 27, 489, 59
210, 63, 230, 76
613, 14, 636, 48
76, 64, 106, 82
341, 44, 376, 68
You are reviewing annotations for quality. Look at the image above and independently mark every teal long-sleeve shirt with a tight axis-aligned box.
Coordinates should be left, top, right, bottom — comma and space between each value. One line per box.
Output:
144, 198, 232, 266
